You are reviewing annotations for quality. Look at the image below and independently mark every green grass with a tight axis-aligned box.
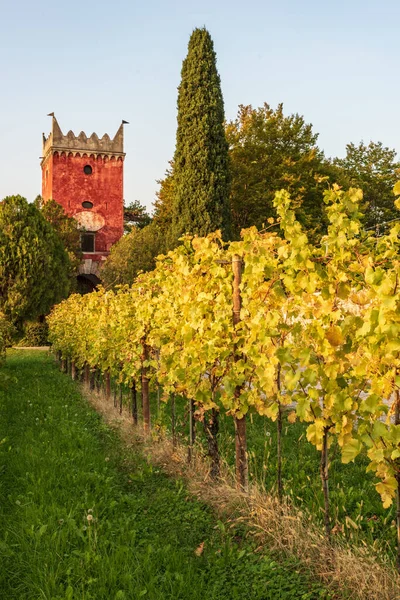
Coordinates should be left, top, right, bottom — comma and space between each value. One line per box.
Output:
219, 411, 396, 552
0, 350, 333, 600
126, 385, 396, 559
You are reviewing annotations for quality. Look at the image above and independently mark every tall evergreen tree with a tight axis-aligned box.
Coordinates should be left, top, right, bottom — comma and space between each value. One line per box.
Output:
171, 27, 231, 243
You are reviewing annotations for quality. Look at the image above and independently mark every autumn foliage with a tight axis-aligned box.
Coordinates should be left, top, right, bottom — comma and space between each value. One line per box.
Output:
48, 185, 400, 564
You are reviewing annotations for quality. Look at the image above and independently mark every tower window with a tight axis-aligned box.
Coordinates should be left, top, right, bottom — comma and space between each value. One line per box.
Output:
81, 233, 95, 253
83, 165, 93, 175
82, 201, 93, 209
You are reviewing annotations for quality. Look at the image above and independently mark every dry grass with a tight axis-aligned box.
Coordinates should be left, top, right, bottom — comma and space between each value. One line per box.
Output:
84, 384, 400, 600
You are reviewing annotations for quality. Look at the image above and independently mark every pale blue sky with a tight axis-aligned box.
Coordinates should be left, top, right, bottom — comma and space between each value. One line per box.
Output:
1, 0, 399, 211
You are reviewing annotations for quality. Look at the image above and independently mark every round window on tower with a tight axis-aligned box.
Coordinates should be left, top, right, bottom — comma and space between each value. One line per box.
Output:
83, 165, 92, 175
82, 201, 93, 209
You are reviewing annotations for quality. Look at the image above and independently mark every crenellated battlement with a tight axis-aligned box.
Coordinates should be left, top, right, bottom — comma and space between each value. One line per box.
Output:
42, 115, 125, 161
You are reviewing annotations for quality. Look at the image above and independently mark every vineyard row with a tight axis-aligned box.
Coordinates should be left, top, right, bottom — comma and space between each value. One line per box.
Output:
48, 187, 400, 565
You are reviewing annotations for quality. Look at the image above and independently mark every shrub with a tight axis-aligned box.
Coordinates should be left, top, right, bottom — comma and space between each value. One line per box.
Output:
19, 321, 49, 347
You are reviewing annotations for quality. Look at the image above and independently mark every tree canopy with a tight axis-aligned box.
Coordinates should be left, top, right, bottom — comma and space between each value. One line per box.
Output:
0, 196, 72, 324
124, 200, 152, 233
171, 27, 231, 243
100, 222, 165, 289
153, 162, 175, 236
333, 141, 400, 232
226, 103, 338, 239
35, 196, 82, 276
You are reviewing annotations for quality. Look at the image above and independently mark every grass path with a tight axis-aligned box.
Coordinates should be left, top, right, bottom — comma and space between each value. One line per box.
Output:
0, 350, 333, 599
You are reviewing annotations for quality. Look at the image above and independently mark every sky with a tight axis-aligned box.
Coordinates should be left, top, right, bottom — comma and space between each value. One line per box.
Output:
1, 0, 400, 212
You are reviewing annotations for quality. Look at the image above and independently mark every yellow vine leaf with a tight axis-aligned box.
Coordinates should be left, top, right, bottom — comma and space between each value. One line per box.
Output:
393, 181, 400, 196
326, 325, 344, 347
341, 438, 362, 464
376, 478, 397, 508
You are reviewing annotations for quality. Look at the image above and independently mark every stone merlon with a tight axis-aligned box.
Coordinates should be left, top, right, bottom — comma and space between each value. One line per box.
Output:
42, 115, 125, 159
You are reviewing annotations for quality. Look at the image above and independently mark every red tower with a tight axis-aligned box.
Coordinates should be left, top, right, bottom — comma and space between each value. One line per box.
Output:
41, 115, 125, 282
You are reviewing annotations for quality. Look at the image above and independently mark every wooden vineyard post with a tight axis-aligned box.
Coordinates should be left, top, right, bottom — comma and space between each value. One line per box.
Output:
141, 339, 150, 433
277, 402, 283, 502
395, 379, 400, 573
119, 385, 123, 415
320, 425, 331, 541
155, 349, 161, 418
204, 407, 220, 480
61, 357, 66, 373
131, 380, 138, 425
96, 368, 102, 393
71, 360, 76, 381
188, 398, 196, 463
234, 416, 248, 491
232, 254, 248, 492
89, 368, 95, 391
171, 394, 177, 448
157, 384, 161, 417
276, 363, 283, 502
105, 370, 111, 402
84, 363, 90, 387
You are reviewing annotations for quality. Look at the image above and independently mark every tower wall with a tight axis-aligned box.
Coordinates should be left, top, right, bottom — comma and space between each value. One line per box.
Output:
48, 153, 123, 253
41, 116, 125, 271
42, 151, 54, 201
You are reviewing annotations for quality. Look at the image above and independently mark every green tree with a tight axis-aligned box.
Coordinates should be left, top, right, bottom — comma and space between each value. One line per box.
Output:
153, 162, 175, 235
124, 200, 151, 233
35, 196, 81, 275
171, 27, 231, 243
334, 141, 400, 232
226, 103, 339, 239
0, 196, 72, 324
100, 222, 165, 288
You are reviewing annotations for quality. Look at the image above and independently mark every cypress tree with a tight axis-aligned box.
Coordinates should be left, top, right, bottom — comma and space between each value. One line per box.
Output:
171, 28, 231, 242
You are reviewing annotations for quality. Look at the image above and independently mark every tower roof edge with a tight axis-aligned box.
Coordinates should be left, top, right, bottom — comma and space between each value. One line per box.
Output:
42, 115, 125, 156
